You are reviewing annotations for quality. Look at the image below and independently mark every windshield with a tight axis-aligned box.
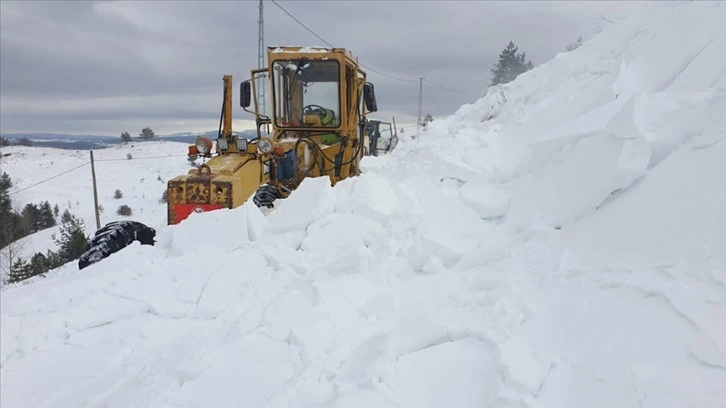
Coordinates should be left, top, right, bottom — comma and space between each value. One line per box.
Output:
376, 123, 393, 149
272, 59, 340, 128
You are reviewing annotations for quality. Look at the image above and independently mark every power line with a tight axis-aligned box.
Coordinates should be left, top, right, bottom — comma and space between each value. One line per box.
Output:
271, 0, 418, 83
269, 0, 474, 101
8, 162, 90, 196
270, 0, 334, 48
424, 78, 476, 98
359, 63, 419, 83
95, 154, 189, 162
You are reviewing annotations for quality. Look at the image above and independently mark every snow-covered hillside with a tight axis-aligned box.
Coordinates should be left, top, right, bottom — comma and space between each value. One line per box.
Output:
2, 2, 725, 407
0, 141, 193, 280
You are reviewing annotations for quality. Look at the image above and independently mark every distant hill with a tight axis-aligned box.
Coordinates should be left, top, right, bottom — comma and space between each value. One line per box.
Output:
0, 130, 259, 151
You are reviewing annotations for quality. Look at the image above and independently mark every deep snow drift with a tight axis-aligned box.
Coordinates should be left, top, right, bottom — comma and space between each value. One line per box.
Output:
2, 2, 725, 407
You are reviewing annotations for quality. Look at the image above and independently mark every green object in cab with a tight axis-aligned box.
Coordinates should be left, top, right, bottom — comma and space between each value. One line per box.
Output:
321, 133, 339, 145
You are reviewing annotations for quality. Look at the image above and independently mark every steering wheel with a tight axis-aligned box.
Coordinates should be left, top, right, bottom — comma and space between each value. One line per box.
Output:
303, 104, 326, 116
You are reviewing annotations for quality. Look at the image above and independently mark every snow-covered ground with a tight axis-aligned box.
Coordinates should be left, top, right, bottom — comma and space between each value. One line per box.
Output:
2, 1, 725, 407
0, 140, 193, 278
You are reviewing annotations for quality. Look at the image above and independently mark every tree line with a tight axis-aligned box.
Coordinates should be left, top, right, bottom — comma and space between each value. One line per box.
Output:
121, 127, 155, 143
1, 172, 89, 283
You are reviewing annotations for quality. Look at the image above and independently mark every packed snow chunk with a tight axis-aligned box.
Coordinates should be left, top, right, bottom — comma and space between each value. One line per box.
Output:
172, 334, 299, 408
563, 137, 726, 265
242, 200, 269, 241
165, 207, 254, 255
267, 176, 336, 232
418, 192, 491, 260
264, 290, 328, 341
506, 130, 649, 228
359, 293, 396, 320
498, 336, 548, 393
301, 213, 382, 260
458, 183, 510, 219
606, 96, 652, 172
194, 250, 271, 316
337, 333, 391, 384
387, 315, 450, 357
385, 337, 500, 407
335, 173, 400, 224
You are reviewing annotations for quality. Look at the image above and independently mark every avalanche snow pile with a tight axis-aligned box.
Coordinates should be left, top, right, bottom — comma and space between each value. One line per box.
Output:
2, 2, 725, 407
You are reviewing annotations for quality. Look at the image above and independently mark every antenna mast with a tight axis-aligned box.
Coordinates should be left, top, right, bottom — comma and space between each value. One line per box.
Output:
257, 0, 266, 116
417, 77, 423, 129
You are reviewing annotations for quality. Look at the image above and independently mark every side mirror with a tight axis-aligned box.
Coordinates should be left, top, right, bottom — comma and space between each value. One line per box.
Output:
364, 83, 377, 112
240, 81, 252, 108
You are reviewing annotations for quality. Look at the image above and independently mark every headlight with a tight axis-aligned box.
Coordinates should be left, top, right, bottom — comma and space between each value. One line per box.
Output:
258, 139, 273, 154
196, 138, 210, 155
217, 137, 229, 151
236, 138, 248, 152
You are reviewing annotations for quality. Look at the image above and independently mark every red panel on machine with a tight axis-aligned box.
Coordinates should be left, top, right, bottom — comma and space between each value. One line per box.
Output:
173, 204, 225, 223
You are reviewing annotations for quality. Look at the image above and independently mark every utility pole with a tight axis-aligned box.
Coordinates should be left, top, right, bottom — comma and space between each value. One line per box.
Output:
417, 77, 424, 130
89, 151, 100, 230
258, 0, 266, 117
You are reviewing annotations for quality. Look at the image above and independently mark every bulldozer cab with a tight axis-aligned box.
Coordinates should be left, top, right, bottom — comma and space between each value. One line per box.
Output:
241, 46, 377, 203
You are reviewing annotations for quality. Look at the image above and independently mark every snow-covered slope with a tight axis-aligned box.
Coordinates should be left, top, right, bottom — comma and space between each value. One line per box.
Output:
0, 141, 193, 282
2, 2, 725, 407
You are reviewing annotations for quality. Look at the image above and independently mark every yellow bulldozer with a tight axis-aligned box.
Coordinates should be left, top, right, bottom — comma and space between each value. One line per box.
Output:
168, 45, 378, 224
77, 46, 378, 269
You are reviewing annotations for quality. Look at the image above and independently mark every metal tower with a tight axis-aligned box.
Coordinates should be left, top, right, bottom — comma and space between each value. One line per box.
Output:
417, 77, 423, 129
257, 0, 266, 116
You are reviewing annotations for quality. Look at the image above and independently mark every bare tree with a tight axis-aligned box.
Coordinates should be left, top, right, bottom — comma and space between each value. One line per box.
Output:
0, 224, 28, 284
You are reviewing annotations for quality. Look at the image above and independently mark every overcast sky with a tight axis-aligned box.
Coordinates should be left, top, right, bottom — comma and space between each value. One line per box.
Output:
0, 0, 652, 136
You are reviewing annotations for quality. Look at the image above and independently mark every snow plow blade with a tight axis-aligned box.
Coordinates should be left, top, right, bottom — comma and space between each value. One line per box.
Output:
78, 221, 156, 270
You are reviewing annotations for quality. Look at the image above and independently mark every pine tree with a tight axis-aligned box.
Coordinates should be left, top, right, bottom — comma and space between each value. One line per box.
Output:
8, 258, 30, 283
53, 210, 89, 262
20, 203, 41, 234
139, 127, 155, 140
0, 172, 13, 246
121, 131, 132, 143
422, 114, 434, 128
38, 201, 56, 229
7, 249, 65, 283
566, 36, 583, 52
0, 172, 12, 220
490, 41, 534, 86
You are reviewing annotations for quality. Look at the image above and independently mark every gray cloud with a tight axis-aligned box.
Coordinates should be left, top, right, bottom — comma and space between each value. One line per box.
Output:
0, 0, 650, 135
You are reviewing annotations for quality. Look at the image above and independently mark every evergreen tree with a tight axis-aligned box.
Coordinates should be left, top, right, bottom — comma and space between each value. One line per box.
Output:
489, 41, 534, 86
139, 127, 155, 140
0, 173, 11, 209
422, 113, 434, 128
121, 131, 132, 143
566, 36, 583, 52
20, 203, 41, 234
0, 136, 9, 147
53, 210, 89, 262
7, 249, 65, 283
53, 204, 60, 217
38, 201, 56, 229
0, 172, 12, 223
8, 258, 29, 283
